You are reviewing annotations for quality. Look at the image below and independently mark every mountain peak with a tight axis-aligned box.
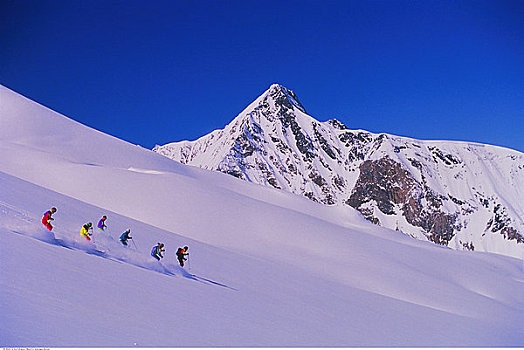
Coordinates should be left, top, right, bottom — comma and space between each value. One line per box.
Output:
268, 83, 285, 91
153, 84, 524, 258
264, 83, 307, 114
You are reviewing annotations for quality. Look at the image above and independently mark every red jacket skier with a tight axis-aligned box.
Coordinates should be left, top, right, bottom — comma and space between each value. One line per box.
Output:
42, 207, 57, 231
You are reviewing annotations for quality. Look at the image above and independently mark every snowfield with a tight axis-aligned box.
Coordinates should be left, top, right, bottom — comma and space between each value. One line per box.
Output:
1, 85, 523, 346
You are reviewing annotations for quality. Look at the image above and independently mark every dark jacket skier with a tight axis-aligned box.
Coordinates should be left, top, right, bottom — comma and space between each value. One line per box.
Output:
120, 229, 132, 246
176, 246, 189, 267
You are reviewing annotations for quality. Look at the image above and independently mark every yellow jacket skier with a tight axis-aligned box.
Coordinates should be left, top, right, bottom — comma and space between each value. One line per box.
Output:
80, 222, 93, 241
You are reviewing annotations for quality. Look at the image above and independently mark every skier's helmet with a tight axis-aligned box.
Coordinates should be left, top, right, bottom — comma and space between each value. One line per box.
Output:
51, 207, 57, 213
159, 243, 164, 247
184, 246, 188, 250
102, 215, 107, 220
87, 222, 92, 227
126, 229, 131, 233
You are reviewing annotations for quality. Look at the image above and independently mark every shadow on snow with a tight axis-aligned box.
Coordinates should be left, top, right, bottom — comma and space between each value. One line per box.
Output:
9, 226, 235, 291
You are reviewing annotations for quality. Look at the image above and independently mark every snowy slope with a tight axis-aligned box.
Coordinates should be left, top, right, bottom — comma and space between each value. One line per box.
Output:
1, 85, 524, 346
154, 84, 524, 258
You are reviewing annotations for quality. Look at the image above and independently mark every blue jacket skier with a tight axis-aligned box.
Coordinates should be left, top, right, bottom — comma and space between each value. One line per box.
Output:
151, 243, 165, 261
120, 229, 132, 246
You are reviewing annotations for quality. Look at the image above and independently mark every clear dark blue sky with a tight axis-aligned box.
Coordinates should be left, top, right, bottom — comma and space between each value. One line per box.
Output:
1, 0, 523, 152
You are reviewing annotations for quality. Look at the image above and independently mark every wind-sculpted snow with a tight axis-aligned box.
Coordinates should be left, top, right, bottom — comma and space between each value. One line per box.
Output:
154, 84, 524, 258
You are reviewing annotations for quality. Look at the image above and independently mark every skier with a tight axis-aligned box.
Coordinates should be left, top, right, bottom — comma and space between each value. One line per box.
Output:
176, 246, 189, 267
80, 222, 93, 241
151, 242, 165, 261
42, 207, 57, 231
97, 216, 107, 231
120, 229, 133, 246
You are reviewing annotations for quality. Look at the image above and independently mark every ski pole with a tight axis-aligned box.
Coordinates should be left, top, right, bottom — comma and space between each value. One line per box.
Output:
187, 254, 191, 271
131, 239, 138, 250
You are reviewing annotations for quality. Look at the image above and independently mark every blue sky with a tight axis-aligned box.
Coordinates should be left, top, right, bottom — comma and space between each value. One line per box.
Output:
1, 0, 523, 152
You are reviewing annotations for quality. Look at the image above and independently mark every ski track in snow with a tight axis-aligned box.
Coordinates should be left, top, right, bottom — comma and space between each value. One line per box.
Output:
0, 201, 234, 291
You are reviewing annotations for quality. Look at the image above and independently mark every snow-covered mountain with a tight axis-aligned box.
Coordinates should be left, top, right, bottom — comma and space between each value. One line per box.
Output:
154, 84, 524, 258
1, 84, 524, 346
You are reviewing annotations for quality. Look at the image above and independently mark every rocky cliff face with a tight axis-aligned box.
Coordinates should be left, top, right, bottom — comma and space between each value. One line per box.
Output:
347, 156, 461, 245
153, 84, 524, 258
